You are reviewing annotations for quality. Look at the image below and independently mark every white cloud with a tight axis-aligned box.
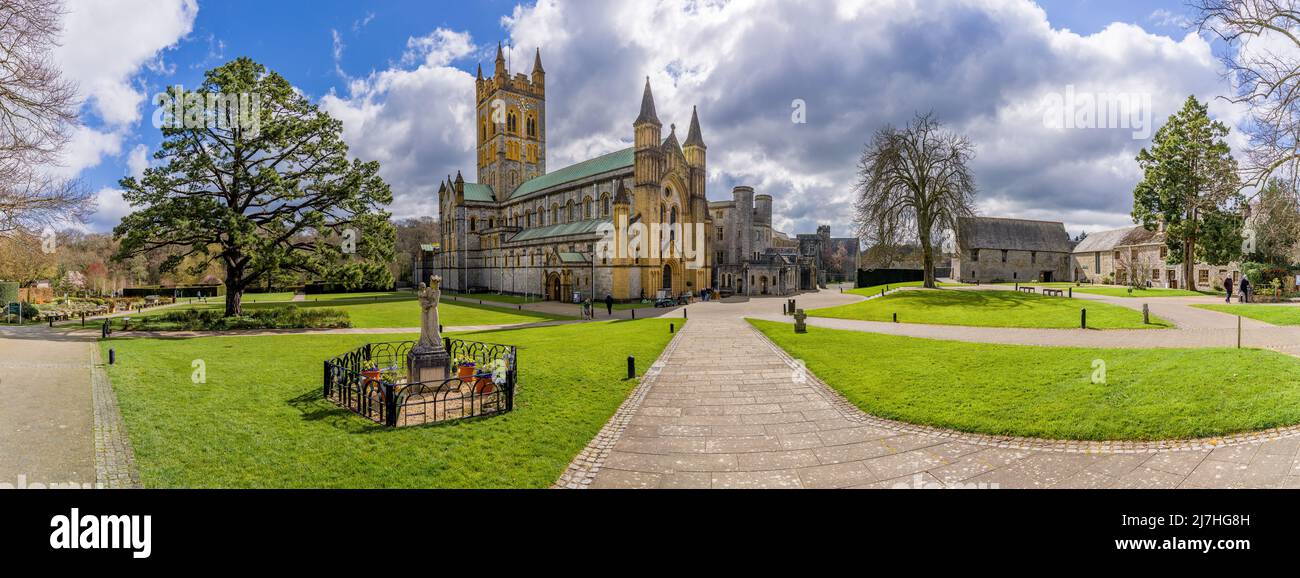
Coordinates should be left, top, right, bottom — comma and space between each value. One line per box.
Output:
485, 0, 1242, 238
48, 125, 123, 180
126, 144, 150, 179
320, 28, 479, 222
86, 187, 132, 232
57, 0, 198, 127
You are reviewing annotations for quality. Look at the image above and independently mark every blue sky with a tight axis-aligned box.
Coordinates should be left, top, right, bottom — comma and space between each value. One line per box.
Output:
63, 0, 1226, 238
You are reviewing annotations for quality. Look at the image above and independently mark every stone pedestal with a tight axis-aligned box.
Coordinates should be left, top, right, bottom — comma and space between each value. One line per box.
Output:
407, 343, 450, 384
794, 309, 807, 333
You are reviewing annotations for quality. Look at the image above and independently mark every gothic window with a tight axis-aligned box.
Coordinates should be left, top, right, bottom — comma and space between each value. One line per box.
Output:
551, 203, 559, 224
510, 170, 519, 188
469, 217, 476, 232
507, 110, 518, 134
670, 205, 678, 241
584, 196, 592, 219
567, 200, 576, 222
601, 193, 610, 217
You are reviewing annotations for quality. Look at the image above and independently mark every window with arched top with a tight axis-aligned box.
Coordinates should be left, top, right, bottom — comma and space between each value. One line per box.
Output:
551, 203, 559, 224
670, 206, 678, 241
601, 193, 610, 217
507, 110, 518, 134
567, 200, 576, 222
584, 197, 592, 219
469, 217, 476, 232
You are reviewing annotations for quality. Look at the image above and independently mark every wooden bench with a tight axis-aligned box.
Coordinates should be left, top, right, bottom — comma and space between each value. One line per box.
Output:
1016, 286, 1036, 293
1042, 288, 1064, 297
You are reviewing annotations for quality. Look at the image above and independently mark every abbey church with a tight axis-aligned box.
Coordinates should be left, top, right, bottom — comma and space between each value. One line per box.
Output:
435, 44, 831, 301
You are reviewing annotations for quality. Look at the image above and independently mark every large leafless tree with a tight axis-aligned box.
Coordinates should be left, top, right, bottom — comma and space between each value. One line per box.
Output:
852, 112, 976, 288
0, 0, 89, 237
1193, 1, 1300, 192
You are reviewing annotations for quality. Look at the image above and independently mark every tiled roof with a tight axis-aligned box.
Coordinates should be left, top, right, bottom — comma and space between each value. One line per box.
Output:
957, 216, 1072, 253
509, 148, 633, 200
1072, 225, 1163, 253
558, 252, 589, 264
508, 217, 612, 243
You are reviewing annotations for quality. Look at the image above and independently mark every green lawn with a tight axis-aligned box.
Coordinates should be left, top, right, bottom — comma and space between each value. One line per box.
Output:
809, 289, 1168, 329
101, 295, 568, 330
1064, 286, 1206, 298
101, 318, 678, 488
444, 292, 539, 305
848, 280, 966, 297
1195, 303, 1300, 326
751, 319, 1300, 440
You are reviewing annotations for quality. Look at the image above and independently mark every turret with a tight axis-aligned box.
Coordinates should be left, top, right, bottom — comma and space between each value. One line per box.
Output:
634, 77, 662, 148
494, 42, 507, 79
754, 194, 773, 226
531, 48, 545, 89
683, 106, 706, 168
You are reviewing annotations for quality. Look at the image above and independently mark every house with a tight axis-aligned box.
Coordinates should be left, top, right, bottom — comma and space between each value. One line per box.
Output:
951, 216, 1074, 283
1071, 225, 1240, 290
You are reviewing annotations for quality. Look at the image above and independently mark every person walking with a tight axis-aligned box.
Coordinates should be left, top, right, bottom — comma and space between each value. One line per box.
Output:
1240, 276, 1251, 303
604, 294, 614, 316
1224, 276, 1233, 303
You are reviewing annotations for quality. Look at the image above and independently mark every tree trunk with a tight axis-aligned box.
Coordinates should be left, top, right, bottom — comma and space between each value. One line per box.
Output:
920, 237, 935, 289
224, 264, 245, 317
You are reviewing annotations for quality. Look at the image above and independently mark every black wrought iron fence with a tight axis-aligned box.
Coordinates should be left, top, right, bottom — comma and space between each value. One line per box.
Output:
324, 337, 517, 427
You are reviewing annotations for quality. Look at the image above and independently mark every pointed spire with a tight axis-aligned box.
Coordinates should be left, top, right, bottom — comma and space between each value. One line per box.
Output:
662, 123, 680, 150
532, 47, 544, 75
684, 106, 706, 149
635, 76, 660, 126
614, 179, 631, 204
494, 42, 507, 77
476, 62, 483, 80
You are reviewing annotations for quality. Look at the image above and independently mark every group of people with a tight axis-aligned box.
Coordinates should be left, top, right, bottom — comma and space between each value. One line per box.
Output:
1224, 276, 1251, 303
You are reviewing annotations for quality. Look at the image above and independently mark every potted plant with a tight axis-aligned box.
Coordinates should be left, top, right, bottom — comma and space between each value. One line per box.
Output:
453, 355, 477, 381
475, 358, 508, 394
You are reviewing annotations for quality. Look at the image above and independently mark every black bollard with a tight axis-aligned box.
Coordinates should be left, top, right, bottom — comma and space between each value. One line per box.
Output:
1068, 287, 1072, 299
108, 348, 115, 365
631, 308, 635, 319
627, 356, 635, 379
670, 323, 674, 333
1081, 308, 1087, 329
683, 308, 687, 319
893, 312, 897, 323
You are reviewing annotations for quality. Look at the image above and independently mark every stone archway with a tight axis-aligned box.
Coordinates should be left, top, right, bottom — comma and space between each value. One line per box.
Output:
546, 272, 562, 301
661, 263, 674, 295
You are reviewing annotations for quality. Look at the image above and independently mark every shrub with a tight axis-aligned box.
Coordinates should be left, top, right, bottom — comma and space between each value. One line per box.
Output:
133, 306, 351, 331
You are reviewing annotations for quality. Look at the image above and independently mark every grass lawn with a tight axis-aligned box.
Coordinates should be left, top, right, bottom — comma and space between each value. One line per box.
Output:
100, 295, 568, 330
101, 318, 678, 488
1066, 286, 1207, 298
847, 280, 966, 297
751, 319, 1300, 440
1195, 303, 1300, 326
445, 292, 539, 305
809, 289, 1168, 329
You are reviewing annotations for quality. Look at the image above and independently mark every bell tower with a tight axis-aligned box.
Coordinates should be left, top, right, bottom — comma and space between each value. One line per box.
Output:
476, 44, 546, 202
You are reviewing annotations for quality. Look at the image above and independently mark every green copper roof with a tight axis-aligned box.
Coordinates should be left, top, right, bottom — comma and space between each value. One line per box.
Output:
509, 148, 633, 200
508, 217, 611, 243
462, 182, 495, 202
558, 252, 589, 264
419, 243, 440, 252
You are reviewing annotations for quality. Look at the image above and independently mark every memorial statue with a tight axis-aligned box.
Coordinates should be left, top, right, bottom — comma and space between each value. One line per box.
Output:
418, 275, 442, 347
408, 275, 449, 383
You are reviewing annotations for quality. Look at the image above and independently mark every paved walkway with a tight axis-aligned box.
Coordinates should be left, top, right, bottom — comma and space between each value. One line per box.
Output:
750, 285, 1300, 355
0, 324, 97, 487
568, 288, 1300, 489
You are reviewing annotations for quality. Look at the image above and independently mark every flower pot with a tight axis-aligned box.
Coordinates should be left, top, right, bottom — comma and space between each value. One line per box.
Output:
474, 376, 495, 394
457, 364, 477, 381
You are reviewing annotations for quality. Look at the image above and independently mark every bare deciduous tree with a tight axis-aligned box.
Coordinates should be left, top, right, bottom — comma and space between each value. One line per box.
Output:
852, 112, 976, 288
1194, 0, 1300, 191
0, 0, 89, 237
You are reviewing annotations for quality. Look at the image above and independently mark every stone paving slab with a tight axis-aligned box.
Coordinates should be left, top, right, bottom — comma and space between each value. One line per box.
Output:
566, 286, 1300, 489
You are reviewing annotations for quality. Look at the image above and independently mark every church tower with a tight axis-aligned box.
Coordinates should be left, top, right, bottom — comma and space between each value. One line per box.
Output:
476, 44, 546, 202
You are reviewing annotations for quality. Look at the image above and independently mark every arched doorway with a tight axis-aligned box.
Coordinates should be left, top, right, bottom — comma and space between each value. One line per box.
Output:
661, 263, 673, 295
546, 273, 562, 301
760, 275, 769, 295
